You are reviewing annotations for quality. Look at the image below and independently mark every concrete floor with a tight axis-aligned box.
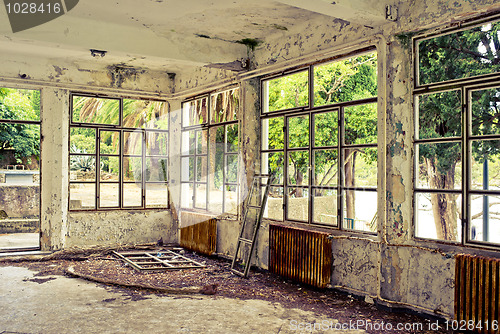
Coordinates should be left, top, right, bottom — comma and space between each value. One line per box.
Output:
0, 266, 365, 334
0, 233, 39, 250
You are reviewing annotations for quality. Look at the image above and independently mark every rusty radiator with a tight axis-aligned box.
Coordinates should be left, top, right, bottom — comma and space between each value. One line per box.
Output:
455, 254, 500, 334
180, 217, 217, 256
269, 224, 332, 288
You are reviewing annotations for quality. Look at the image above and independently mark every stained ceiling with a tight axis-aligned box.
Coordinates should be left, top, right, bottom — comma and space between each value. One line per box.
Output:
0, 0, 395, 74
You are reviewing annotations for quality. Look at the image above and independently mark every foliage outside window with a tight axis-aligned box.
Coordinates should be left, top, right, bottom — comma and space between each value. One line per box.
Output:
261, 51, 378, 232
181, 88, 239, 214
70, 95, 169, 210
414, 18, 500, 246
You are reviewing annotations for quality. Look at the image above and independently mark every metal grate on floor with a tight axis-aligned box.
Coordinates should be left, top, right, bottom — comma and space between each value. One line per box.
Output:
112, 249, 205, 272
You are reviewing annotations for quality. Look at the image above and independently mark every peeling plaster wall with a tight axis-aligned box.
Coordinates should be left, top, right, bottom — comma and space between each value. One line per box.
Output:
66, 210, 176, 247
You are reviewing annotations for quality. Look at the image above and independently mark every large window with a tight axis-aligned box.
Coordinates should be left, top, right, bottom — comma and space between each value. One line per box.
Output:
181, 87, 239, 214
261, 51, 378, 232
414, 17, 500, 246
69, 95, 169, 210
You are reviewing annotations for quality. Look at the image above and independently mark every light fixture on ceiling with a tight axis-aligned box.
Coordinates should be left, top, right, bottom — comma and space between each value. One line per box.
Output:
90, 49, 107, 57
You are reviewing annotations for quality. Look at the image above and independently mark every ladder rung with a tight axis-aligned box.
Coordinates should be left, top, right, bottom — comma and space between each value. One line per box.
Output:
239, 238, 252, 244
231, 269, 245, 277
248, 205, 261, 209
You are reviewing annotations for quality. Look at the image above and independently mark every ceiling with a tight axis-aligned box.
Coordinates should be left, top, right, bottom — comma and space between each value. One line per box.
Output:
0, 0, 394, 74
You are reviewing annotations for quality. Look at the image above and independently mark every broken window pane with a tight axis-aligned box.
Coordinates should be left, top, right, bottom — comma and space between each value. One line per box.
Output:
70, 184, 95, 209
146, 183, 169, 208
314, 52, 377, 106
210, 88, 239, 123
416, 142, 462, 190
182, 96, 208, 127
415, 192, 461, 242
418, 20, 500, 86
416, 91, 461, 140
123, 99, 168, 130
99, 183, 119, 208
264, 71, 309, 112
0, 88, 40, 121
72, 96, 119, 125
70, 128, 96, 154
314, 149, 337, 187
469, 194, 500, 244
123, 183, 142, 207
287, 187, 309, 222
262, 117, 284, 150
344, 103, 377, 145
314, 111, 338, 147
288, 115, 309, 148
313, 189, 337, 225
342, 190, 377, 232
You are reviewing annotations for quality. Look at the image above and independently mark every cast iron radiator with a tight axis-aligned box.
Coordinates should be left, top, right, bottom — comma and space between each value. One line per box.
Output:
180, 216, 217, 256
455, 254, 500, 333
269, 224, 332, 288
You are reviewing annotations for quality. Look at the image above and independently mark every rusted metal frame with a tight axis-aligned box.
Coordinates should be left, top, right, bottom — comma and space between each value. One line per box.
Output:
154, 249, 206, 268
112, 251, 145, 271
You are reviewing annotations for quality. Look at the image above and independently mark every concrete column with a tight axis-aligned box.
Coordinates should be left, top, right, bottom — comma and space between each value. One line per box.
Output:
168, 99, 182, 224
40, 88, 69, 251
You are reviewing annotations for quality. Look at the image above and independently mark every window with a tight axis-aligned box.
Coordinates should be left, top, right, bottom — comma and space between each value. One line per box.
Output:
414, 17, 500, 246
69, 95, 169, 210
181, 87, 239, 214
261, 51, 378, 232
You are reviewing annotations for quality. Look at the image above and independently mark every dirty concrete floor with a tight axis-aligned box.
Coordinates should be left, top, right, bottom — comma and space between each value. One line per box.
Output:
0, 266, 366, 334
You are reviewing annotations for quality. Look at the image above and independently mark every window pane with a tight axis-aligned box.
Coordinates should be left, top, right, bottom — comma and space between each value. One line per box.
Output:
146, 132, 168, 156
146, 183, 169, 208
123, 157, 142, 182
415, 192, 461, 241
226, 124, 238, 152
181, 157, 194, 182
208, 180, 223, 215
263, 186, 283, 220
210, 88, 239, 123
123, 99, 168, 130
470, 194, 500, 244
70, 183, 95, 209
225, 185, 238, 215
181, 183, 193, 209
314, 149, 337, 187
99, 183, 119, 208
313, 189, 337, 225
262, 117, 284, 150
343, 190, 377, 232
196, 156, 208, 182
314, 53, 377, 106
196, 130, 208, 154
0, 88, 40, 121
100, 131, 120, 155
343, 147, 377, 188
195, 183, 207, 209
416, 142, 462, 189
287, 187, 309, 221
182, 97, 208, 127
264, 71, 308, 112
288, 115, 309, 148
418, 21, 500, 85
123, 132, 142, 155
181, 131, 195, 155
123, 183, 142, 207
261, 152, 284, 184
288, 151, 309, 185
146, 157, 168, 182
314, 111, 337, 147
471, 140, 500, 190
100, 156, 120, 181
344, 103, 377, 145
417, 91, 461, 139
226, 154, 238, 183
471, 86, 500, 136
73, 96, 119, 125
70, 128, 95, 154
70, 156, 95, 181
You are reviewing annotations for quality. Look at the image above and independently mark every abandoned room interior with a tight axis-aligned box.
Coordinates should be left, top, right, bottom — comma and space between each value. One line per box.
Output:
1, 0, 500, 325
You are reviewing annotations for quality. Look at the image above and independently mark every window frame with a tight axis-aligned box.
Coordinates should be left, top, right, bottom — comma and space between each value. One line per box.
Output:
69, 93, 170, 211
260, 49, 379, 233
413, 17, 500, 248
